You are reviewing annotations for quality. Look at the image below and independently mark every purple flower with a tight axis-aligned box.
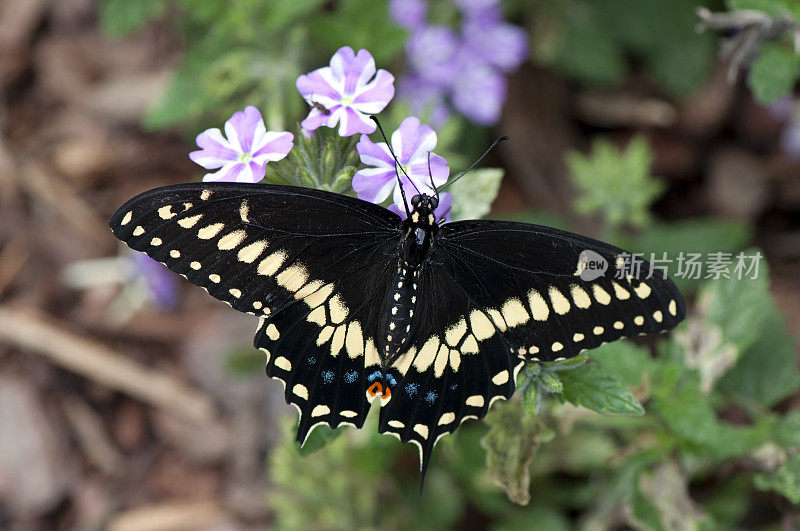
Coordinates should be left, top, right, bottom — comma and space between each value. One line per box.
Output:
406, 26, 462, 87
390, 0, 427, 30
452, 59, 507, 125
462, 19, 528, 72
296, 46, 395, 137
352, 116, 449, 211
130, 252, 177, 311
189, 106, 293, 183
389, 192, 453, 222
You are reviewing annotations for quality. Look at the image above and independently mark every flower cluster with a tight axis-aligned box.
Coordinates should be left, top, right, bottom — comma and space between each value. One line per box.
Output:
188, 48, 450, 219
391, 0, 528, 126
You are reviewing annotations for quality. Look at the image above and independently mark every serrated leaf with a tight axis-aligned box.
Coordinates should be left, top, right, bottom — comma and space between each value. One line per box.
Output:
754, 453, 800, 504
747, 40, 800, 104
448, 168, 504, 221
592, 340, 654, 387
558, 364, 645, 415
650, 365, 768, 458
567, 135, 663, 230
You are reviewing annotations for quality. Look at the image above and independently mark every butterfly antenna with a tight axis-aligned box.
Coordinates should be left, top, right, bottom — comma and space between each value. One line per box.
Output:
438, 136, 509, 192
427, 151, 439, 201
370, 116, 422, 216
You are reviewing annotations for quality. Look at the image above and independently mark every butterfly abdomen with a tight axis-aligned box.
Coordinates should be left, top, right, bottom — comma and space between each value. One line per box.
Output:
379, 261, 421, 360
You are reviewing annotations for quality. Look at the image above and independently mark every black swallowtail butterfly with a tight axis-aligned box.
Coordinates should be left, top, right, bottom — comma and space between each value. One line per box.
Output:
110, 181, 685, 479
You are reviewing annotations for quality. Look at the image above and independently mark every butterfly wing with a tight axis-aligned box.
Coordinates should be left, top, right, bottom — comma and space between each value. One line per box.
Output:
110, 182, 401, 442
378, 219, 685, 474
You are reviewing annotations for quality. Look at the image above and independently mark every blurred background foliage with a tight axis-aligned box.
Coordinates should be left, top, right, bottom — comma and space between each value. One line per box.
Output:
1, 0, 800, 528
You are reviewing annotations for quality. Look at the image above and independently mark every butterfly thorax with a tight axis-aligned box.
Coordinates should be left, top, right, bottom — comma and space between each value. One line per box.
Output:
376, 200, 439, 367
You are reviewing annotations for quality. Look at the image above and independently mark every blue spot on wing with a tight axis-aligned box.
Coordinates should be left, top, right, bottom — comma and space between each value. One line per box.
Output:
321, 370, 334, 384
405, 382, 419, 396
344, 370, 358, 384
425, 391, 437, 404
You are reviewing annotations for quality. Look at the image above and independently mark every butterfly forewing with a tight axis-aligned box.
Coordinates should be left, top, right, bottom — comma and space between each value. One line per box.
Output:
110, 182, 401, 437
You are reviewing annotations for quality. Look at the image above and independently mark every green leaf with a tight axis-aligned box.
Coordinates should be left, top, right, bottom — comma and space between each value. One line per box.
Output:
558, 364, 645, 415
649, 363, 768, 458
747, 40, 800, 104
99, 0, 164, 37
448, 168, 504, 221
567, 135, 663, 231
773, 411, 800, 449
754, 453, 800, 504
296, 424, 344, 456
718, 305, 800, 408
591, 340, 654, 388
481, 400, 555, 505
673, 254, 774, 392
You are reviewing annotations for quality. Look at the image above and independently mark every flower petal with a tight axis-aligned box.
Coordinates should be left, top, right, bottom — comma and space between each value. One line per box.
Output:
337, 107, 375, 137
252, 131, 294, 161
352, 167, 397, 203
408, 153, 449, 187
203, 162, 245, 183
190, 128, 238, 169
330, 47, 377, 96
352, 69, 395, 113
224, 106, 266, 154
453, 63, 506, 125
391, 116, 437, 164
389, 0, 427, 30
463, 20, 528, 72
392, 175, 435, 211
434, 192, 453, 222
406, 26, 462, 87
356, 135, 395, 168
296, 69, 342, 103
301, 107, 337, 132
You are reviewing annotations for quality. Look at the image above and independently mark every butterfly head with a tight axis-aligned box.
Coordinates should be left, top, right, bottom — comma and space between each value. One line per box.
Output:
410, 194, 438, 219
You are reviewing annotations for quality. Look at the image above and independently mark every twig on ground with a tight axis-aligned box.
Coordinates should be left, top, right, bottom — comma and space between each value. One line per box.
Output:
0, 306, 217, 423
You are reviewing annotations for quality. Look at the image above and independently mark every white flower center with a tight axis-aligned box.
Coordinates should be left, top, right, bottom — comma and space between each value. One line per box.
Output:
238, 152, 253, 163
341, 95, 353, 107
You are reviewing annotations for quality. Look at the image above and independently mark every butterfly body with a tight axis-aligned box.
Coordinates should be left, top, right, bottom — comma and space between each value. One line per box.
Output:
110, 182, 685, 480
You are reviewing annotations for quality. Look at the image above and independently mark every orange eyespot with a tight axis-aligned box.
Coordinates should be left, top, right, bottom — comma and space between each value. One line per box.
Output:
367, 381, 383, 397
382, 386, 391, 400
